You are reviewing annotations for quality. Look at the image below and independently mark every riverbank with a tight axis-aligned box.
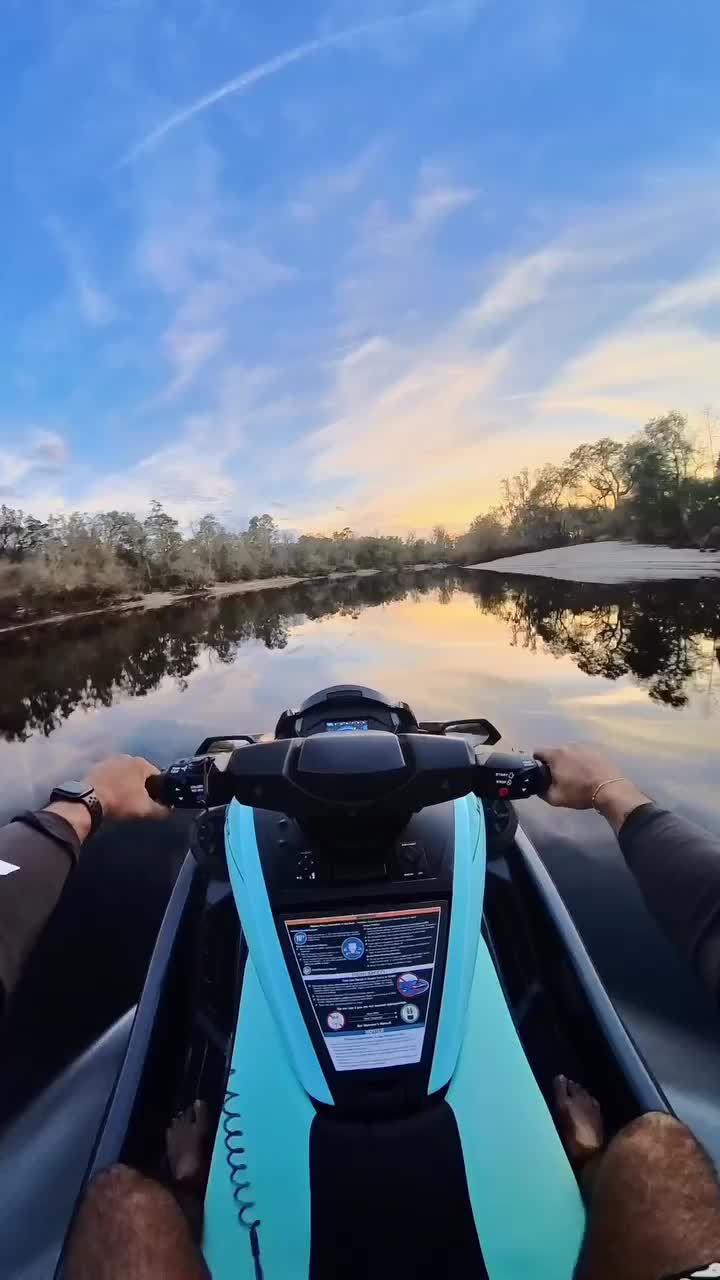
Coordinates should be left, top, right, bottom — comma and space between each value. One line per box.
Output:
468, 541, 720, 584
0, 565, 438, 638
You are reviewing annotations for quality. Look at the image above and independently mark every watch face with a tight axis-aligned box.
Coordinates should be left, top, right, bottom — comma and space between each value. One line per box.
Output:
55, 780, 93, 799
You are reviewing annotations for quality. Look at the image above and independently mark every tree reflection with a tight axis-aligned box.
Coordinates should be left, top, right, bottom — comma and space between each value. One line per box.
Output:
0, 572, 436, 741
1, 569, 717, 741
467, 572, 720, 708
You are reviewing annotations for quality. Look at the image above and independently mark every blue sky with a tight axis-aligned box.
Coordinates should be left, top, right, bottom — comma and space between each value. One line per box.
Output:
2, 0, 719, 533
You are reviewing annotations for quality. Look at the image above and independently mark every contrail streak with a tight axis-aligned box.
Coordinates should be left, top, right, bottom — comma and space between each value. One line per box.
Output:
119, 3, 474, 166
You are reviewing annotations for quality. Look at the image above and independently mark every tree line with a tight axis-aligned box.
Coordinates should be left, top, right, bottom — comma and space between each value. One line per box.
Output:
1, 410, 718, 623
482, 409, 720, 555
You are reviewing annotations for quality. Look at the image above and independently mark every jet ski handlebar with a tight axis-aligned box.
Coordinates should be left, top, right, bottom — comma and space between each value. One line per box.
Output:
146, 732, 551, 816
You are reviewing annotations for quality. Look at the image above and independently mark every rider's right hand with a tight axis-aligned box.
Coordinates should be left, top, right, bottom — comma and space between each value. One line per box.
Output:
533, 744, 649, 832
533, 744, 629, 809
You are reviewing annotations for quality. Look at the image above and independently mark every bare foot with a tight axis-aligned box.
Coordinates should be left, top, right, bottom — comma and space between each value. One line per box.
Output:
166, 1100, 209, 1187
553, 1075, 604, 1168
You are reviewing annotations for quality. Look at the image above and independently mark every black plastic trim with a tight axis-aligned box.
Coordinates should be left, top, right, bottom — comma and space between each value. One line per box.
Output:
55, 853, 200, 1278
513, 824, 670, 1115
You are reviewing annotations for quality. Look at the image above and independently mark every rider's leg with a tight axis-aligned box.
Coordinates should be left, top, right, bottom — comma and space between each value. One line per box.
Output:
555, 1078, 720, 1280
65, 1164, 209, 1280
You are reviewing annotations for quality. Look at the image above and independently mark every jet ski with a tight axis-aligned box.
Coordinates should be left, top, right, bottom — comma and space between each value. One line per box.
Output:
1, 685, 669, 1280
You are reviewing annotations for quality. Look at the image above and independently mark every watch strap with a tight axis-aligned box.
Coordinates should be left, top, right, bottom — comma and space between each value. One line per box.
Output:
48, 786, 104, 836
80, 791, 104, 835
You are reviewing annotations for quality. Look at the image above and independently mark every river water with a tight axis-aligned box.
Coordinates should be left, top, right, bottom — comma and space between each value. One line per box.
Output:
2, 568, 720, 1144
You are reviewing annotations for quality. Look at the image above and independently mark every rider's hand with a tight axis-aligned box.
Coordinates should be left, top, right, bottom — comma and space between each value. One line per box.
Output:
45, 756, 169, 844
533, 745, 623, 809
86, 756, 170, 822
533, 744, 649, 833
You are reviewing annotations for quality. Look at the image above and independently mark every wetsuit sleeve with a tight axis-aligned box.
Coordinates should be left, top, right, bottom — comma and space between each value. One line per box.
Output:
0, 813, 80, 1008
619, 803, 720, 1000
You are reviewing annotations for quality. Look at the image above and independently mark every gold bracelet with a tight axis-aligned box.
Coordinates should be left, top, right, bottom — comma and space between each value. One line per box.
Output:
591, 778, 626, 810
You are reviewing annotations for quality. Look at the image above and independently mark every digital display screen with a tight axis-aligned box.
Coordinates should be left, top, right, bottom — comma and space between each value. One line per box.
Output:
285, 906, 442, 1072
325, 719, 369, 733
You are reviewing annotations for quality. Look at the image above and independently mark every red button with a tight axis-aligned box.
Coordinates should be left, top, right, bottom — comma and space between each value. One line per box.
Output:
498, 786, 510, 798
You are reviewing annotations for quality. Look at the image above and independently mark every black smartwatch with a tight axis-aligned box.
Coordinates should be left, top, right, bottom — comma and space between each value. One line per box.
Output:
49, 780, 104, 836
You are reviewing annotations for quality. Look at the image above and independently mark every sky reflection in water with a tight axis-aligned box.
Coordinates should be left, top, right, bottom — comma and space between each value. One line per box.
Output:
0, 569, 716, 824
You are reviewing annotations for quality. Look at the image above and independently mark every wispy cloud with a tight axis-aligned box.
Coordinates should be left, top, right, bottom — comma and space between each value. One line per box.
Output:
308, 340, 511, 481
134, 143, 297, 398
541, 327, 720, 424
0, 428, 69, 499
644, 268, 720, 318
161, 327, 226, 399
289, 140, 386, 223
336, 163, 479, 342
45, 218, 114, 328
81, 364, 291, 526
118, 2, 483, 166
360, 163, 478, 255
29, 429, 68, 470
507, 0, 586, 71
466, 248, 576, 330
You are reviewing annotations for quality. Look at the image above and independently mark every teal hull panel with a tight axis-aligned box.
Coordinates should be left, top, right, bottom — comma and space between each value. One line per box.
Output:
447, 937, 586, 1278
429, 794, 485, 1092
225, 799, 332, 1105
202, 958, 314, 1280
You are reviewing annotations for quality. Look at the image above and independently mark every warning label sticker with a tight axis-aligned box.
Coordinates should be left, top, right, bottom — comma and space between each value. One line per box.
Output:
285, 906, 441, 1072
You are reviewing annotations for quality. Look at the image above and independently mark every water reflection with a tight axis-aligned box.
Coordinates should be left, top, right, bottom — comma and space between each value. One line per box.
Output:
0, 573, 433, 741
2, 566, 720, 1151
0, 569, 718, 743
465, 572, 720, 709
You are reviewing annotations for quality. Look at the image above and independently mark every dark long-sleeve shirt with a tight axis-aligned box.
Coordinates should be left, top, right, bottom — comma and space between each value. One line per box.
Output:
619, 803, 720, 999
2, 800, 720, 1010
0, 811, 81, 1007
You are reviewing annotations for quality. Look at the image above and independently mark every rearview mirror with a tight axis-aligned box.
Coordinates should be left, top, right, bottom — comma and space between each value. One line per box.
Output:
195, 735, 256, 755
417, 718, 501, 745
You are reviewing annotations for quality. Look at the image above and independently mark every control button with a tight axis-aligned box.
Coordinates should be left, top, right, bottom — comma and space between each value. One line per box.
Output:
294, 847, 316, 884
395, 841, 428, 879
399, 843, 420, 865
498, 786, 510, 798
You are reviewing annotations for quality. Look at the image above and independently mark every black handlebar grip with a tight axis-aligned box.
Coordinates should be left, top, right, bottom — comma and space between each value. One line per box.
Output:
146, 773, 168, 804
534, 760, 552, 794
